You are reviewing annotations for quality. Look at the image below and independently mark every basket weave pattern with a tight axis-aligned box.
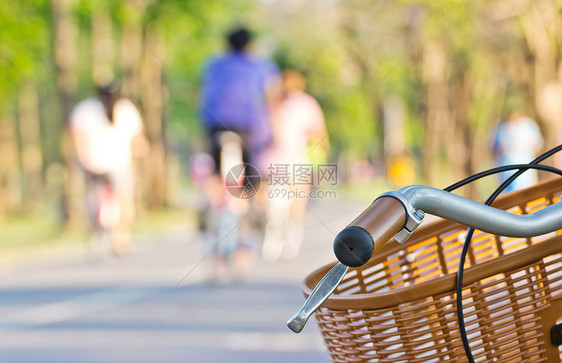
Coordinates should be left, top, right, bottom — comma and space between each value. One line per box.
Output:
306, 179, 562, 362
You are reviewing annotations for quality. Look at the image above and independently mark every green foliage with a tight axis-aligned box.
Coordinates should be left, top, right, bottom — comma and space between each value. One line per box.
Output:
1, 0, 561, 219
0, 0, 50, 108
147, 0, 253, 146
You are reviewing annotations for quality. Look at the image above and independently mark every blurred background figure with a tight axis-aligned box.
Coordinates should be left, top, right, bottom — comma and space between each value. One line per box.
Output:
199, 26, 280, 282
69, 84, 149, 255
491, 112, 544, 192
262, 70, 329, 261
201, 26, 280, 173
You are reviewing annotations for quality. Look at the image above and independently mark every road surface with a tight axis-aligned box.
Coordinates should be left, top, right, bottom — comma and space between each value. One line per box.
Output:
0, 198, 368, 363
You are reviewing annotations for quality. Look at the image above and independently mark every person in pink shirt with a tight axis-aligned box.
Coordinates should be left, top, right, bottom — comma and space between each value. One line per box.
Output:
262, 70, 329, 261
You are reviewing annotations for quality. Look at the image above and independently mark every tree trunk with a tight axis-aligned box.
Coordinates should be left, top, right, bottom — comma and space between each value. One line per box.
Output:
120, 0, 147, 103
91, 2, 114, 86
0, 115, 19, 220
469, 72, 507, 191
519, 0, 562, 149
422, 40, 451, 187
51, 0, 81, 227
140, 23, 167, 208
447, 68, 473, 196
17, 82, 44, 206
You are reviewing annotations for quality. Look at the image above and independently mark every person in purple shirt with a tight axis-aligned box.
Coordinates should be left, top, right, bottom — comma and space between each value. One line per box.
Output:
198, 27, 280, 282
201, 26, 280, 173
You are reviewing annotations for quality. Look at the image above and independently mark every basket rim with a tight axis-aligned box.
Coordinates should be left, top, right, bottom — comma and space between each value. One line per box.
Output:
303, 177, 562, 310
303, 234, 562, 310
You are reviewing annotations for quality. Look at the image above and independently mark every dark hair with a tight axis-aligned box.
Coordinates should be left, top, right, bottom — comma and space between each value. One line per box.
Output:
98, 82, 120, 98
98, 82, 120, 122
227, 27, 251, 51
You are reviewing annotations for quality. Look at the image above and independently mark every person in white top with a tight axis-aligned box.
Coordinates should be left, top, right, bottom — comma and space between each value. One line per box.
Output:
491, 112, 544, 192
70, 85, 149, 254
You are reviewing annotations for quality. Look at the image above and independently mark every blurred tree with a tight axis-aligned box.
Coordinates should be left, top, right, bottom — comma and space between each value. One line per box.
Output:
17, 82, 44, 206
90, 0, 115, 86
2, 0, 562, 223
0, 116, 18, 220
518, 0, 562, 147
51, 0, 84, 228
0, 0, 51, 217
140, 22, 167, 208
119, 0, 148, 102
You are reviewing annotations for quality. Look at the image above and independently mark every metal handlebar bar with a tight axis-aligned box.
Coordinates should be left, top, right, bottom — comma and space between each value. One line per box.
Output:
334, 185, 562, 267
288, 185, 562, 333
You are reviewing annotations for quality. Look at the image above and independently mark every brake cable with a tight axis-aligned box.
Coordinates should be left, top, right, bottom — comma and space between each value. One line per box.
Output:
444, 144, 562, 362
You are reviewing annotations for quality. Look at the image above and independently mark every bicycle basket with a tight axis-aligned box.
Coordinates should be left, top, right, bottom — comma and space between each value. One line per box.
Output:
303, 178, 562, 362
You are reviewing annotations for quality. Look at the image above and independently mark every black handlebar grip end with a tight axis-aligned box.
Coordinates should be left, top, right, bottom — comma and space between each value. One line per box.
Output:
333, 227, 374, 268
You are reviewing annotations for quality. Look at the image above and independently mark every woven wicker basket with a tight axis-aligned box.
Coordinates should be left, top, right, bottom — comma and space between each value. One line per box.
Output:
303, 178, 562, 362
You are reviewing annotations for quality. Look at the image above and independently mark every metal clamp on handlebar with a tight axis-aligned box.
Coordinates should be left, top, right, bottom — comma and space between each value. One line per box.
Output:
378, 191, 425, 244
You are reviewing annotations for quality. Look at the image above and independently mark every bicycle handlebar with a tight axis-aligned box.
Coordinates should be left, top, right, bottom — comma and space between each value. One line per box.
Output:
333, 185, 562, 268
289, 184, 562, 333
399, 185, 562, 237
333, 196, 408, 267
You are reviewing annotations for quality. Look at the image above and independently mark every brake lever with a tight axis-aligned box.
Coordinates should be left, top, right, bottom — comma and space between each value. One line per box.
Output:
286, 262, 349, 333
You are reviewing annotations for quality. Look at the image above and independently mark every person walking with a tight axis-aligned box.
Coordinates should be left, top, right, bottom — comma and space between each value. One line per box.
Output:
491, 111, 543, 191
262, 70, 329, 261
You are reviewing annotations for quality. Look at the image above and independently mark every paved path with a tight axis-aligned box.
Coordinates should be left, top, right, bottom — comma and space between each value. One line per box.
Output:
0, 198, 369, 363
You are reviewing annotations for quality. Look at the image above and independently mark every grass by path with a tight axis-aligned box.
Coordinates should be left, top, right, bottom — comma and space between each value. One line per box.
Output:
0, 207, 196, 269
